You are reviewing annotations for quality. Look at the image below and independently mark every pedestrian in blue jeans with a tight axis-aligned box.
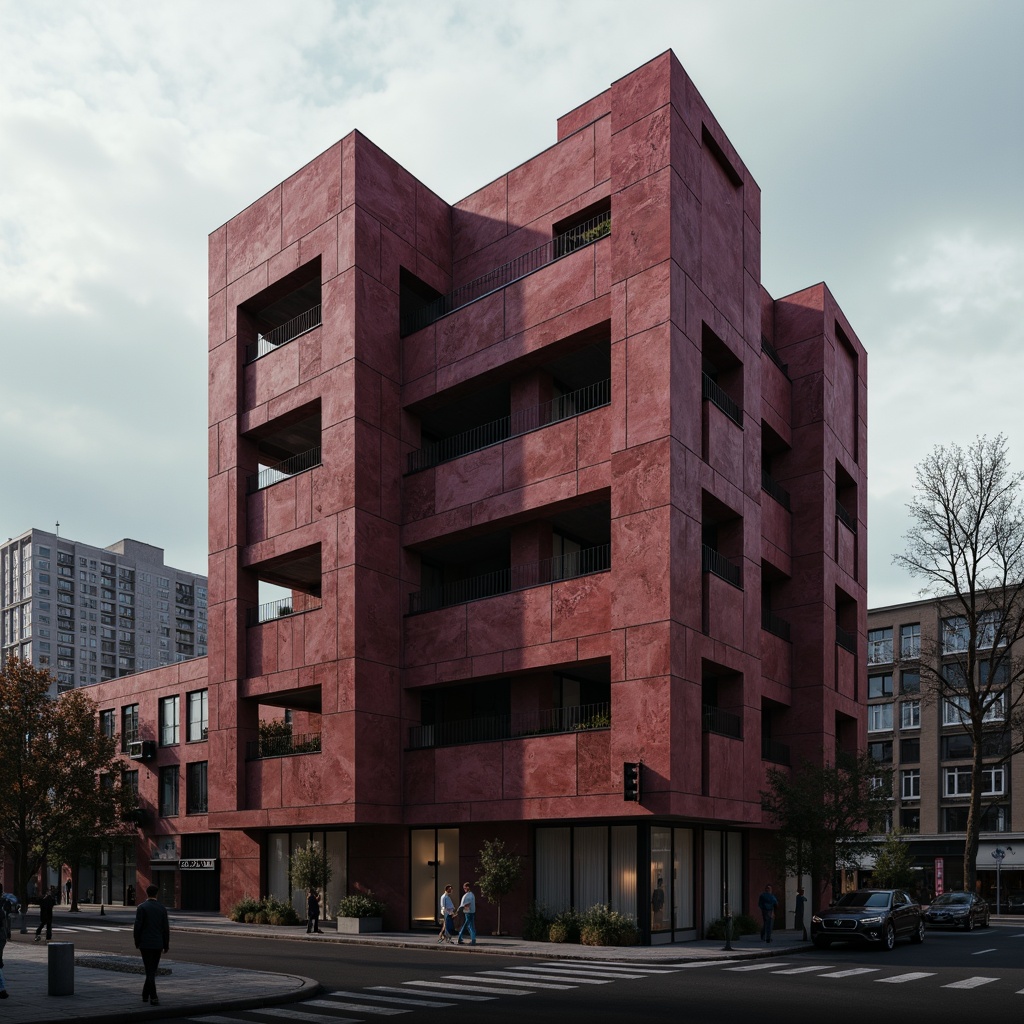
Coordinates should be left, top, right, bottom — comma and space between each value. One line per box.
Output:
758, 883, 778, 943
457, 882, 476, 945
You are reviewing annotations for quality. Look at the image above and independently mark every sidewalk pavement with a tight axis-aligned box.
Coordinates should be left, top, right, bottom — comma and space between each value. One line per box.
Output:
10, 904, 1015, 1024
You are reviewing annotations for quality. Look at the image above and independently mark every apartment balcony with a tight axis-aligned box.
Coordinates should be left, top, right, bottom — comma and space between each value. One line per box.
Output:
244, 304, 322, 364
246, 596, 323, 626
247, 446, 322, 493
408, 701, 610, 751
702, 704, 742, 739
245, 730, 322, 760
401, 212, 610, 337
761, 736, 791, 765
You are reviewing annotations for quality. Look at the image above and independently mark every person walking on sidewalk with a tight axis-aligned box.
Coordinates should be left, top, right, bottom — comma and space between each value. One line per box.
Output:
794, 887, 807, 940
758, 883, 778, 943
34, 888, 55, 943
64, 879, 72, 906
0, 896, 9, 999
437, 884, 456, 944
457, 882, 476, 945
306, 889, 323, 933
134, 884, 169, 1006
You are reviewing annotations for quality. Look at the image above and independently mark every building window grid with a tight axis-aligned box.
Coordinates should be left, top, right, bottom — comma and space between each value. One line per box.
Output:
900, 769, 920, 801
900, 700, 921, 730
943, 765, 1005, 798
187, 689, 209, 741
867, 628, 893, 665
159, 695, 180, 746
868, 703, 893, 733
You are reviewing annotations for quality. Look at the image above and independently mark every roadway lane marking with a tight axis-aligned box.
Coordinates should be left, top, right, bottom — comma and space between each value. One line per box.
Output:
875, 972, 936, 983
725, 963, 793, 971
490, 970, 610, 984
818, 968, 881, 978
451, 973, 577, 989
195, 1018, 287, 1024
303, 999, 408, 1014
971, 948, 998, 954
673, 960, 733, 968
508, 965, 646, 979
540, 961, 680, 973
247, 1009, 364, 1022
403, 981, 533, 996
376, 985, 496, 1001
943, 977, 999, 989
325, 991, 458, 1007
773, 966, 836, 974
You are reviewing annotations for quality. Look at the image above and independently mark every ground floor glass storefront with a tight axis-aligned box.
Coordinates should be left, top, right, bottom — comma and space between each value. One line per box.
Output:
266, 829, 346, 921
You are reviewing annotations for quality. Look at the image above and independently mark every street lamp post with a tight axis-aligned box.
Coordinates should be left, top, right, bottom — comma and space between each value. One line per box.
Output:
991, 846, 1015, 915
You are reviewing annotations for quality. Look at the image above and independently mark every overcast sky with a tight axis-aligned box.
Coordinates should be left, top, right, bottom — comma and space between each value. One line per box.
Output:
1, 0, 1021, 607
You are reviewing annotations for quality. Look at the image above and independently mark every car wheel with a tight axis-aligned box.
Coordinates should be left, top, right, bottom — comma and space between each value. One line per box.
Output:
910, 919, 924, 944
814, 936, 830, 950
883, 923, 896, 951
983, 911, 990, 928
965, 914, 974, 932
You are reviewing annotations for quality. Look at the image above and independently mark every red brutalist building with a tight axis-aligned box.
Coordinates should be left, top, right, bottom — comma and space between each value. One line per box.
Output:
89, 50, 867, 943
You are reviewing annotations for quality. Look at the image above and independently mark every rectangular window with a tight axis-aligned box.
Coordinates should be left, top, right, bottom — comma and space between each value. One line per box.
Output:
867, 740, 893, 762
99, 709, 115, 738
867, 627, 893, 665
868, 674, 893, 699
976, 609, 1005, 649
158, 766, 179, 816
122, 769, 139, 795
941, 733, 972, 760
868, 703, 893, 732
899, 622, 920, 660
900, 700, 921, 729
901, 769, 920, 800
159, 695, 180, 746
900, 737, 920, 762
186, 761, 208, 814
900, 670, 920, 694
943, 693, 1004, 726
186, 689, 208, 741
901, 808, 921, 832
120, 704, 139, 751
942, 616, 969, 654
943, 765, 1005, 797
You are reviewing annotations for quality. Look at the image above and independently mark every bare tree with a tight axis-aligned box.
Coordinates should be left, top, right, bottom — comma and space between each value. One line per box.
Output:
894, 434, 1024, 890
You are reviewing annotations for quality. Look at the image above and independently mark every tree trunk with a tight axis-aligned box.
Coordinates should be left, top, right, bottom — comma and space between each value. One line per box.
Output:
69, 859, 81, 913
963, 733, 985, 892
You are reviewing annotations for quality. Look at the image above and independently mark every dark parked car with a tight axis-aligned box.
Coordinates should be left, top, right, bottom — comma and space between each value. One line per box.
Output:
924, 891, 989, 930
811, 889, 924, 951
1004, 891, 1024, 914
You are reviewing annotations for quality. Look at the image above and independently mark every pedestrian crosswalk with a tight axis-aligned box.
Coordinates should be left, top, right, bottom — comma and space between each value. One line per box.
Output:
187, 957, 1024, 1023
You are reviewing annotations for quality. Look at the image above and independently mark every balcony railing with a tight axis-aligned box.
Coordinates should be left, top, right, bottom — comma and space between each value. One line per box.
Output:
407, 379, 611, 473
400, 212, 611, 336
761, 469, 791, 511
408, 701, 610, 750
761, 737, 791, 765
244, 304, 322, 363
409, 544, 610, 615
702, 704, 742, 739
761, 335, 788, 375
836, 500, 856, 532
701, 372, 743, 426
245, 731, 322, 760
246, 596, 323, 627
247, 446, 322, 493
836, 624, 857, 653
701, 544, 742, 589
762, 608, 792, 642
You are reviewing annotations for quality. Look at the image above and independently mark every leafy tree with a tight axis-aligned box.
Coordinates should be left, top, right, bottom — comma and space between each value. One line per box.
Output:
0, 656, 129, 917
475, 837, 523, 935
893, 434, 1024, 890
290, 840, 332, 897
870, 829, 916, 890
761, 752, 890, 910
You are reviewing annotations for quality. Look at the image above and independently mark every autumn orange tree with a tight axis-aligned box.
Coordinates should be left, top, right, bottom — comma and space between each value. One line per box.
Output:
0, 656, 132, 915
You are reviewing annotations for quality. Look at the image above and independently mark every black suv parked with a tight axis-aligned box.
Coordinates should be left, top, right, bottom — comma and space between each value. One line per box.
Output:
811, 889, 924, 951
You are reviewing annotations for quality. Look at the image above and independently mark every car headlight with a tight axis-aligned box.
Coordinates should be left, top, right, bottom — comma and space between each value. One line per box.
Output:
811, 915, 823, 924
860, 916, 883, 925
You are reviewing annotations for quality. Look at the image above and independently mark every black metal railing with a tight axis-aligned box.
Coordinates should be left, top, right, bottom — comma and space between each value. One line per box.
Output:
761, 469, 791, 511
761, 736, 791, 765
408, 701, 611, 751
247, 446, 322, 493
407, 379, 611, 473
245, 304, 322, 363
761, 335, 788, 375
701, 544, 742, 589
400, 212, 611, 336
762, 608, 792, 642
246, 731, 322, 760
836, 624, 857, 653
702, 704, 742, 739
836, 500, 856, 532
246, 597, 322, 627
409, 543, 611, 614
701, 372, 743, 426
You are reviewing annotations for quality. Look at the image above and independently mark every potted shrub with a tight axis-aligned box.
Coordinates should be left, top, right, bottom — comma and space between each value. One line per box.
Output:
336, 890, 387, 933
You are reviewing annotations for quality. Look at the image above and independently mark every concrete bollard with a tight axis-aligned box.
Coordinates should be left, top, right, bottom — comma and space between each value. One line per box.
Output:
47, 942, 75, 996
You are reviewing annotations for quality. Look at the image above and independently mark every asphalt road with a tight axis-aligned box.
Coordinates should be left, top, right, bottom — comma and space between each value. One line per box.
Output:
10, 921, 1024, 1024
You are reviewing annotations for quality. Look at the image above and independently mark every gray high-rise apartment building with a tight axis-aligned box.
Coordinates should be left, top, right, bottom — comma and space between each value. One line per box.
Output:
1, 528, 207, 695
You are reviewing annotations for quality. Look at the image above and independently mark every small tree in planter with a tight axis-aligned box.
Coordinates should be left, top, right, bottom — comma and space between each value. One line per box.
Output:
336, 889, 387, 933
476, 838, 523, 936
290, 840, 332, 922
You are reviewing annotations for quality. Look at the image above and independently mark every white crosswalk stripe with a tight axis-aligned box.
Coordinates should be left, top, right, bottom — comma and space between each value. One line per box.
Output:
377, 984, 495, 1001
247, 1009, 361, 1022
818, 968, 880, 978
875, 972, 936, 984
456, 973, 578, 989
507, 965, 645, 979
327, 990, 457, 1007
943, 977, 999, 989
726, 962, 792, 972
773, 966, 834, 974
540, 961, 679, 973
404, 980, 533, 996
193, 1018, 259, 1023
305, 997, 408, 1014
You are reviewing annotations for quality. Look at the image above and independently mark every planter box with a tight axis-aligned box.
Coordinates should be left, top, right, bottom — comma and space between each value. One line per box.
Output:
336, 916, 382, 934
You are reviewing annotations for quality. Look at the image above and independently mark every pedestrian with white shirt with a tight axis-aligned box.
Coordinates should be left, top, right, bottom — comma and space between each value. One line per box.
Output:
456, 882, 476, 945
437, 884, 457, 944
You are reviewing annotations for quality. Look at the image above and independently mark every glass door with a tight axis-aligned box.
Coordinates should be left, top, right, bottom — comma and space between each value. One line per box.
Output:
410, 828, 459, 927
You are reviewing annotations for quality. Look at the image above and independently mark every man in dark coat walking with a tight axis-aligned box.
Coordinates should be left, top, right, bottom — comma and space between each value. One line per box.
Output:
133, 884, 170, 1005
34, 889, 55, 943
